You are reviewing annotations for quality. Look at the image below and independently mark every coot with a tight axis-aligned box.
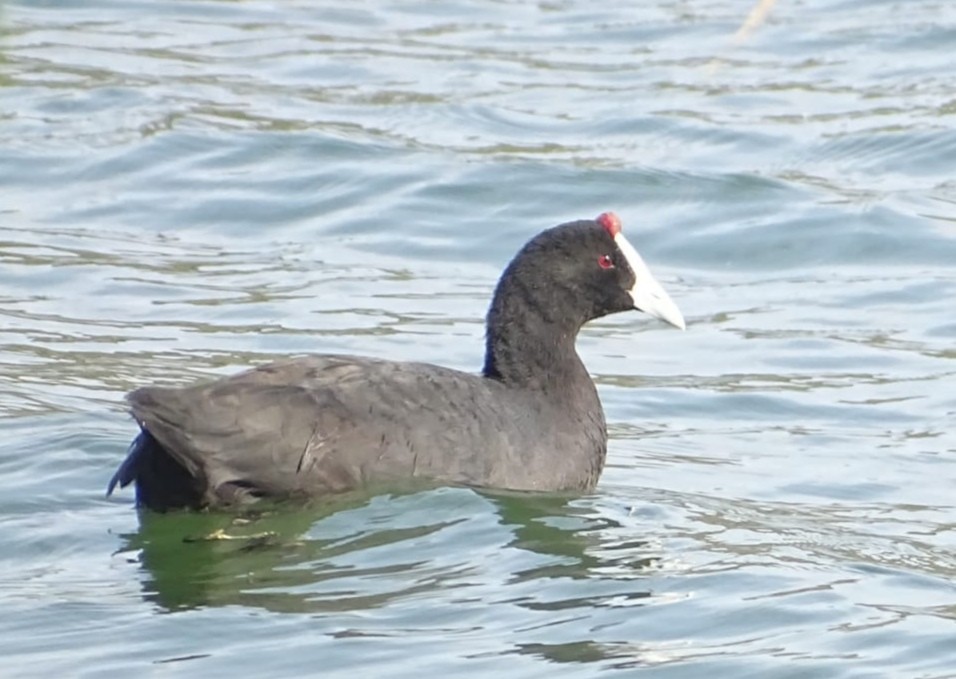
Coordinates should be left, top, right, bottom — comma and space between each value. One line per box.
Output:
108, 213, 684, 510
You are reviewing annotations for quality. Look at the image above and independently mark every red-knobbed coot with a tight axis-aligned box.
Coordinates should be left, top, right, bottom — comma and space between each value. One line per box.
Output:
108, 213, 685, 510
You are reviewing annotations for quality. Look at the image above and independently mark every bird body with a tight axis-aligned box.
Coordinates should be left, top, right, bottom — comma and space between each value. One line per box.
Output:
109, 214, 684, 510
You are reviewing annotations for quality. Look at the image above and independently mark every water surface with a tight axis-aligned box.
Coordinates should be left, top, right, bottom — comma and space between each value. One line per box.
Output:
1, 1, 955, 677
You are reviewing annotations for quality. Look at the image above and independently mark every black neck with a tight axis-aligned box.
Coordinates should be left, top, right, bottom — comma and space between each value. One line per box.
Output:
481, 272, 589, 389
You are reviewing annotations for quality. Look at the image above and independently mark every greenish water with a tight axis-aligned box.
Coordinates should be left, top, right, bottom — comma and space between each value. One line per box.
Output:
2, 1, 955, 677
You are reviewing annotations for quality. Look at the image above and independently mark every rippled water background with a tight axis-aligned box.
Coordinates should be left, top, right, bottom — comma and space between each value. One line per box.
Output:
2, 0, 955, 676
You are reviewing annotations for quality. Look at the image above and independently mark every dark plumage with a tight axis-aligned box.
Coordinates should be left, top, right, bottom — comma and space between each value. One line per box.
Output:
108, 213, 684, 510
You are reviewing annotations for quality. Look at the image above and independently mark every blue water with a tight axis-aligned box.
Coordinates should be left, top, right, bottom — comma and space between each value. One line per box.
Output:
1, 1, 955, 677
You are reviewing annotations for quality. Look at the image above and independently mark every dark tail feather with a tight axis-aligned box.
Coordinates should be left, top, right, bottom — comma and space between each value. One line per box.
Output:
107, 433, 147, 497
107, 429, 205, 511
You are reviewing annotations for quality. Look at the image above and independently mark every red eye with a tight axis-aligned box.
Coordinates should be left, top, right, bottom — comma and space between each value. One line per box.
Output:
598, 254, 614, 269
